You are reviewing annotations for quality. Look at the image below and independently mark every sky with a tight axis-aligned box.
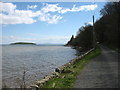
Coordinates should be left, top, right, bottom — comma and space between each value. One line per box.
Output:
0, 2, 106, 44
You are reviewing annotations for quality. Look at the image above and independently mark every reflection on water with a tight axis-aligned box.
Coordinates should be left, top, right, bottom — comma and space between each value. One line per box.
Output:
2, 45, 77, 88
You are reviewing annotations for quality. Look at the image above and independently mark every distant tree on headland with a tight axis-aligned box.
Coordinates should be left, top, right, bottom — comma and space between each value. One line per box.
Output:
66, 35, 74, 46
66, 24, 93, 51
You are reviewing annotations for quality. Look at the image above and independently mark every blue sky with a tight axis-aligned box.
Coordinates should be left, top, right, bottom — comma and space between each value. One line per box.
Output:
1, 2, 106, 44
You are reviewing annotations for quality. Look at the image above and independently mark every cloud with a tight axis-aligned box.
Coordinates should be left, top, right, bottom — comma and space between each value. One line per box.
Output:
38, 36, 70, 44
38, 3, 63, 24
83, 22, 93, 27
86, 22, 93, 25
0, 2, 41, 24
0, 2, 98, 25
59, 4, 98, 14
14, 10, 41, 18
59, 8, 71, 14
41, 3, 62, 13
38, 3, 97, 24
41, 4, 97, 14
47, 15, 62, 24
2, 35, 70, 44
39, 13, 62, 24
0, 13, 36, 24
0, 2, 16, 14
27, 5, 37, 9
0, 2, 62, 24
2, 36, 37, 44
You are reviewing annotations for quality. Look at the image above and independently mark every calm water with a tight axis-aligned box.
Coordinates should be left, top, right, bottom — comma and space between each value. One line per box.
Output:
2, 45, 77, 88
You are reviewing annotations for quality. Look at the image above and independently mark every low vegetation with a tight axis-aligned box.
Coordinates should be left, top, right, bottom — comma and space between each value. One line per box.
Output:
106, 44, 120, 53
40, 47, 101, 88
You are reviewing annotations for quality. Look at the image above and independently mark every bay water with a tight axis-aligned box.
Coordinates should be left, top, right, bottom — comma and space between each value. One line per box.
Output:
2, 45, 77, 88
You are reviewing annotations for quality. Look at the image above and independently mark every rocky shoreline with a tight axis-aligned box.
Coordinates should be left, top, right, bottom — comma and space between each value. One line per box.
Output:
29, 48, 94, 89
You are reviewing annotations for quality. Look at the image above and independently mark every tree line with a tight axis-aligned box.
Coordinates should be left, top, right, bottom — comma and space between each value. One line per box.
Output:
66, 2, 120, 52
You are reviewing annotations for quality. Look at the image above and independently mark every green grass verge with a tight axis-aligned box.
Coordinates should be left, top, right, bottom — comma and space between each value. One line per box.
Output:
108, 46, 120, 53
102, 44, 120, 53
41, 48, 101, 88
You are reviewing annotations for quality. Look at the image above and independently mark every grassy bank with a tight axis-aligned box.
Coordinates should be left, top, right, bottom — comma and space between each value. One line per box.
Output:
40, 48, 101, 88
108, 46, 120, 53
102, 44, 120, 53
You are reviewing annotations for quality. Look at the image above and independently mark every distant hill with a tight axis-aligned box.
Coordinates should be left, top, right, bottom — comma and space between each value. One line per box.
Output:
10, 42, 36, 45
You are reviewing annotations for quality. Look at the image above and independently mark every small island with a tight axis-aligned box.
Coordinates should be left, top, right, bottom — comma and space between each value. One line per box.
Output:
10, 42, 36, 45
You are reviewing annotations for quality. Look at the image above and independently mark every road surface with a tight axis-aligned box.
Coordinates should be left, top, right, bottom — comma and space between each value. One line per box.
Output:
74, 45, 119, 88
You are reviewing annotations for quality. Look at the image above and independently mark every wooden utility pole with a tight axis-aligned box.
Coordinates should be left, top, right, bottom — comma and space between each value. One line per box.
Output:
93, 15, 96, 48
